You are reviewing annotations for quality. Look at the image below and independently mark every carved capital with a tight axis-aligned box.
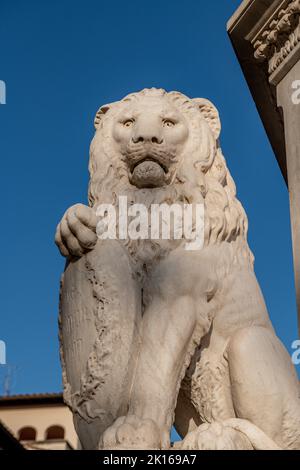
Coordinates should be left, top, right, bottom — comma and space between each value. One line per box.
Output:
253, 0, 300, 76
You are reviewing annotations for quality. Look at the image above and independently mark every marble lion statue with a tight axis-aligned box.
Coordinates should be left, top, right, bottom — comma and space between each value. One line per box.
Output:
55, 88, 300, 450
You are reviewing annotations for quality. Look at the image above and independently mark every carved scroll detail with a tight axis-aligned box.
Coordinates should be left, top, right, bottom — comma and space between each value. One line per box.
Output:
253, 1, 300, 74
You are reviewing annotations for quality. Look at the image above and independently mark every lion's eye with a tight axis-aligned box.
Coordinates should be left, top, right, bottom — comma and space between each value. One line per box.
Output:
123, 119, 135, 128
163, 119, 175, 127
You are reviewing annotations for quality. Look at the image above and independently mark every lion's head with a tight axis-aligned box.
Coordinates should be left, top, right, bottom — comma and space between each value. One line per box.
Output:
89, 88, 250, 250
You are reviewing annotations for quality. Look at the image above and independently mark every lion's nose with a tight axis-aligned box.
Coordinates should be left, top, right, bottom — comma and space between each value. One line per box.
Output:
132, 134, 163, 144
132, 135, 163, 144
132, 125, 163, 145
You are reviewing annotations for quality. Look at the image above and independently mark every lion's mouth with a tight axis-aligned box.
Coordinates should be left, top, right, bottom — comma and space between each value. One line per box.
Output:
128, 156, 170, 188
131, 156, 169, 174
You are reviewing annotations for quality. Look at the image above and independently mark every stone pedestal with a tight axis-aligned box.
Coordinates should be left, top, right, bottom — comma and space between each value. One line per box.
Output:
228, 0, 300, 336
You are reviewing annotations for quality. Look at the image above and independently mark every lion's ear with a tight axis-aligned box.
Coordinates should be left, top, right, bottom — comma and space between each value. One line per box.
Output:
193, 98, 221, 140
94, 104, 111, 130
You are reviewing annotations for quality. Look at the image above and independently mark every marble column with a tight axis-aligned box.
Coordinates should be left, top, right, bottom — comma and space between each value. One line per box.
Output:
228, 0, 300, 335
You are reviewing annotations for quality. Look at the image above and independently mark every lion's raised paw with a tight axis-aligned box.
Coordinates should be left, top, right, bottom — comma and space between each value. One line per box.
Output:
55, 203, 98, 259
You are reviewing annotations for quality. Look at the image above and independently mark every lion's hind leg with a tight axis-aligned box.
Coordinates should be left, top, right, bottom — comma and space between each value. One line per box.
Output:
227, 326, 300, 449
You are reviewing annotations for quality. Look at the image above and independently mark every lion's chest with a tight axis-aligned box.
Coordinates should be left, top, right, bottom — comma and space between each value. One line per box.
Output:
121, 238, 184, 271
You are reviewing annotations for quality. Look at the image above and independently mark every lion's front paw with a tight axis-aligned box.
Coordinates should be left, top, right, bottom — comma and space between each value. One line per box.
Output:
99, 415, 163, 450
55, 203, 98, 258
175, 421, 253, 450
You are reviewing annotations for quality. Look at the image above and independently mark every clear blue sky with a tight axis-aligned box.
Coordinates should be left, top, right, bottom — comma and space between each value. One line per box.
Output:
0, 0, 298, 397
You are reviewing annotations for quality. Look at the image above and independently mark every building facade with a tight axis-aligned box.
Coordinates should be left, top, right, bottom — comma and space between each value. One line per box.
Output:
0, 393, 79, 450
